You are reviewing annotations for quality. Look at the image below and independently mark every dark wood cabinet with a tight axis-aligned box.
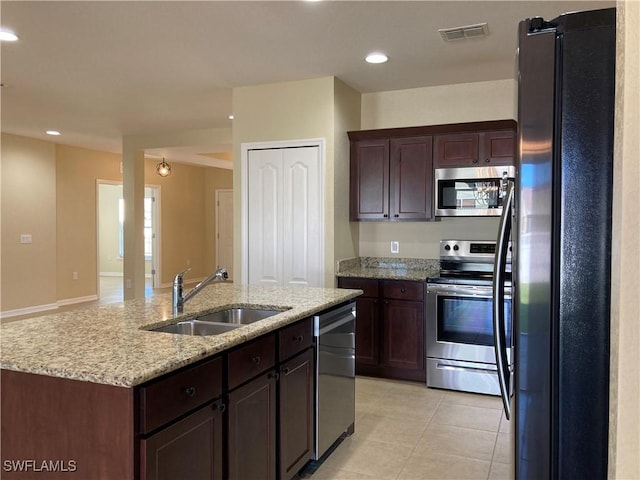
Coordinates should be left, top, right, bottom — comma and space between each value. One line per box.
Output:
349, 135, 433, 221
338, 277, 425, 382
141, 401, 224, 480
349, 121, 516, 221
278, 348, 314, 480
228, 370, 278, 480
434, 129, 515, 168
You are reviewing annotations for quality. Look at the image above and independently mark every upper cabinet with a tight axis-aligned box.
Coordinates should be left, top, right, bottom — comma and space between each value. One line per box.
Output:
348, 120, 516, 222
434, 129, 515, 168
349, 135, 433, 221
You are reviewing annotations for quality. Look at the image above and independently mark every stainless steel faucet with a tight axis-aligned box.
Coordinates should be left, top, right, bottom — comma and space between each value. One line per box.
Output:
172, 266, 229, 314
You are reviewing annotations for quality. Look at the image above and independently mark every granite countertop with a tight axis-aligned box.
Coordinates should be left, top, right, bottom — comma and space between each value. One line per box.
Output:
336, 257, 440, 282
0, 284, 361, 388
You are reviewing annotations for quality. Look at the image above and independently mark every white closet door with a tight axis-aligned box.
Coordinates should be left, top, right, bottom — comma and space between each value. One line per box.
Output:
248, 149, 283, 285
247, 145, 322, 287
282, 146, 322, 286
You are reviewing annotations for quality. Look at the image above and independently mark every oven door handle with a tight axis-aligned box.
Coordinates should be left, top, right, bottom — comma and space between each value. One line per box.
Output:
427, 284, 511, 298
493, 181, 513, 419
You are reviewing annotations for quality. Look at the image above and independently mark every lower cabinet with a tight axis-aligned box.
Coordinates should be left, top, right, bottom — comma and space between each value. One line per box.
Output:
141, 401, 224, 480
279, 348, 314, 480
338, 277, 425, 382
228, 370, 278, 480
227, 318, 315, 480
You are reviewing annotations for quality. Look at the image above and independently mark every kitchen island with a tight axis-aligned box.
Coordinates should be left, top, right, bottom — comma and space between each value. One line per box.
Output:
1, 283, 361, 480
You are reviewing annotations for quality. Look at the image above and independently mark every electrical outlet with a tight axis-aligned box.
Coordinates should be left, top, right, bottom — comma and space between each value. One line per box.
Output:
125, 279, 132, 289
20, 234, 32, 244
72, 271, 78, 280
391, 241, 400, 254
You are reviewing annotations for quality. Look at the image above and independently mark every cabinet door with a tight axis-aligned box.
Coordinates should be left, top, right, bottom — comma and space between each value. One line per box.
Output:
141, 401, 224, 480
278, 349, 314, 480
350, 139, 390, 220
434, 133, 480, 167
354, 297, 379, 370
380, 299, 425, 381
390, 136, 433, 220
480, 130, 515, 166
228, 371, 277, 480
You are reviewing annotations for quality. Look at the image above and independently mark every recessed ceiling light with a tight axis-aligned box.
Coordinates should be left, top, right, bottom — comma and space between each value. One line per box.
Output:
0, 30, 18, 42
46, 130, 61, 136
228, 115, 234, 120
365, 52, 389, 64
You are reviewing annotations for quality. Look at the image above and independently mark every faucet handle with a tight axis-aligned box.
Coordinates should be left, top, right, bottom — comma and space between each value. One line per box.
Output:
216, 266, 229, 281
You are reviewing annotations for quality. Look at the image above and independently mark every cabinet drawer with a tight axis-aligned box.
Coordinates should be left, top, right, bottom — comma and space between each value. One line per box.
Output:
381, 280, 424, 301
228, 334, 276, 390
338, 277, 379, 298
279, 318, 313, 361
140, 356, 223, 434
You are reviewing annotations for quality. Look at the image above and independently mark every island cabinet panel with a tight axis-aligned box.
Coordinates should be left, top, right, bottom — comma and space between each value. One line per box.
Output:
0, 370, 134, 480
227, 334, 276, 390
227, 370, 277, 480
141, 401, 224, 480
139, 356, 222, 434
278, 348, 314, 480
337, 277, 426, 382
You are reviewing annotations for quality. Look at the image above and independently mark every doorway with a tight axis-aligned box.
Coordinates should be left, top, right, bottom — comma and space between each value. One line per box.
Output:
97, 181, 160, 300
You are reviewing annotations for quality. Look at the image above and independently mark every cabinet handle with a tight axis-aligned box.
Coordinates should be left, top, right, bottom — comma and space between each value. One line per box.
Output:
295, 335, 304, 344
214, 401, 226, 413
383, 214, 388, 218
252, 356, 261, 365
184, 386, 197, 397
485, 158, 491, 163
400, 288, 406, 293
394, 214, 399, 218
268, 371, 280, 381
282, 367, 291, 376
472, 159, 479, 164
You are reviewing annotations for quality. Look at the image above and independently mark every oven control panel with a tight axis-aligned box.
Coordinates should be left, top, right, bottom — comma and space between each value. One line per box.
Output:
440, 240, 512, 262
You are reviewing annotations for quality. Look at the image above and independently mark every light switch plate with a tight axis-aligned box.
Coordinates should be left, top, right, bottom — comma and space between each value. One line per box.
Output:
391, 241, 399, 254
20, 234, 33, 244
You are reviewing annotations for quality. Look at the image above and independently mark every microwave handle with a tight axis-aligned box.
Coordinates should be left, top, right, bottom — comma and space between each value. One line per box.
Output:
493, 181, 513, 419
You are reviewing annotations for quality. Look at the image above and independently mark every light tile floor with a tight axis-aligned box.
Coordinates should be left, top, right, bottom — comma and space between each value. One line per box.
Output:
308, 376, 513, 480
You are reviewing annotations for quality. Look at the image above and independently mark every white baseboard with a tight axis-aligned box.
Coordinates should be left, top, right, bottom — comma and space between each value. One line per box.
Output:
0, 303, 59, 319
99, 272, 123, 277
57, 295, 99, 307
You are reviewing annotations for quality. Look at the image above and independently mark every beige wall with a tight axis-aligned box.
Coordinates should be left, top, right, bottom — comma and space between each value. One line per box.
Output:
56, 144, 122, 301
610, 1, 640, 477
232, 76, 360, 286
358, 79, 516, 258
1, 134, 57, 313
1, 135, 232, 314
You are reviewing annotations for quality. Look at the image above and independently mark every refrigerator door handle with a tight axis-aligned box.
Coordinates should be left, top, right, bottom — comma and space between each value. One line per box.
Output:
493, 181, 513, 419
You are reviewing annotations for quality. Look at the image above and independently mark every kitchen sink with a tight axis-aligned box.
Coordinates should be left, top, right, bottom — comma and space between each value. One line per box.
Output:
149, 307, 287, 336
195, 307, 284, 325
152, 320, 241, 336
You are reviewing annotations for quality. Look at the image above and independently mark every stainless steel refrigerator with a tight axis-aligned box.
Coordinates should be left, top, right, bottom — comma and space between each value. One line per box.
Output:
492, 8, 616, 480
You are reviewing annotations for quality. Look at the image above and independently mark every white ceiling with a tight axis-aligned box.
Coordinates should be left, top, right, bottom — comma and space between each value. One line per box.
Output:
0, 0, 615, 161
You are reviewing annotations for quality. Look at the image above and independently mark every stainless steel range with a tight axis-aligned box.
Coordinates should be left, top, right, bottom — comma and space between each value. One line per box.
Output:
426, 240, 512, 395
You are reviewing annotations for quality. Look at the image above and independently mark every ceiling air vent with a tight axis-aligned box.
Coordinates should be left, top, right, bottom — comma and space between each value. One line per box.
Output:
439, 23, 489, 41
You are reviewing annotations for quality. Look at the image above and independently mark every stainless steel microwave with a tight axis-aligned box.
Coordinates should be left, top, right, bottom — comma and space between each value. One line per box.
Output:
434, 166, 515, 217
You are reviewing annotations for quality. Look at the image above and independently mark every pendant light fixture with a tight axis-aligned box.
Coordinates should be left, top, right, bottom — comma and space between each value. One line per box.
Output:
156, 158, 171, 177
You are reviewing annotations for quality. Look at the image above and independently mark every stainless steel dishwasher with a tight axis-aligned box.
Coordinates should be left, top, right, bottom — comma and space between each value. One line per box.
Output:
313, 301, 356, 460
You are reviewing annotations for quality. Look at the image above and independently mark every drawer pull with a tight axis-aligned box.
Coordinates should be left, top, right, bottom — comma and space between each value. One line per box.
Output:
214, 402, 226, 413
295, 335, 304, 343
401, 288, 406, 293
267, 371, 280, 381
282, 367, 291, 376
252, 356, 261, 365
184, 386, 197, 397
